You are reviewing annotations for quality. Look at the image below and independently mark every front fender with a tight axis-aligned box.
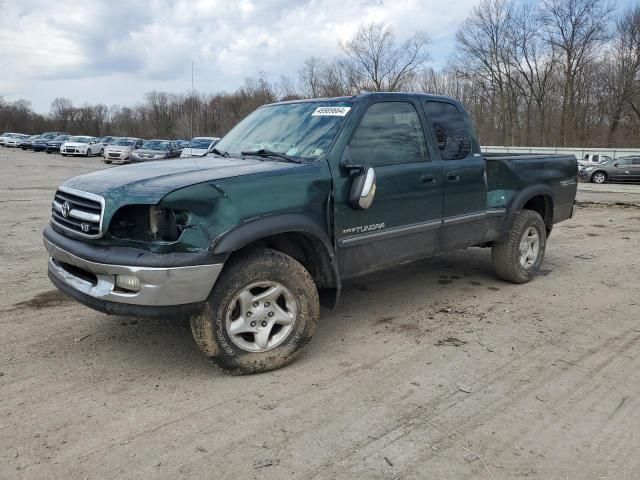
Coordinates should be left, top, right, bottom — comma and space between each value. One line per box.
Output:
212, 214, 334, 258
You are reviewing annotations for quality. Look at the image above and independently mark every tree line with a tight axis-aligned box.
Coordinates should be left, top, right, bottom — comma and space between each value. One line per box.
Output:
1, 0, 639, 148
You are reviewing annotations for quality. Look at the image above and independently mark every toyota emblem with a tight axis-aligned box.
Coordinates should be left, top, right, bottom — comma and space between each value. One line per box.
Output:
61, 201, 70, 218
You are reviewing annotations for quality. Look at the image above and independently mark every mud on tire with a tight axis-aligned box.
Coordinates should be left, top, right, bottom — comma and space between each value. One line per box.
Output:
491, 209, 547, 284
190, 248, 320, 375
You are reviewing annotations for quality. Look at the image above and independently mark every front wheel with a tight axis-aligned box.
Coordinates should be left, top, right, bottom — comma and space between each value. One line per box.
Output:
591, 171, 607, 184
492, 209, 547, 284
190, 249, 319, 375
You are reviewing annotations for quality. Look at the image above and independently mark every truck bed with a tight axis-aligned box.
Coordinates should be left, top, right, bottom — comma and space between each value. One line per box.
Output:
483, 152, 578, 224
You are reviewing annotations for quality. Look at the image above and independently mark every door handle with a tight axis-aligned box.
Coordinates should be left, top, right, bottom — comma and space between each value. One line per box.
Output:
447, 172, 461, 182
421, 174, 436, 184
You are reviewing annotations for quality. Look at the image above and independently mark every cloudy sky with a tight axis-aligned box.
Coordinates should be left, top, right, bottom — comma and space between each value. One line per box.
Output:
1, 0, 635, 113
0, 0, 488, 112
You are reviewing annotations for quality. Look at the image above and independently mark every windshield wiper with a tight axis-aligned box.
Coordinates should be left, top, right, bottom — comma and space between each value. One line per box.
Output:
210, 148, 230, 157
240, 149, 302, 163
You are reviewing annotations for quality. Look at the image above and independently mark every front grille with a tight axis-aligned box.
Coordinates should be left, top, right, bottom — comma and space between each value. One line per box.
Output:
66, 148, 76, 153
50, 187, 104, 238
108, 152, 120, 157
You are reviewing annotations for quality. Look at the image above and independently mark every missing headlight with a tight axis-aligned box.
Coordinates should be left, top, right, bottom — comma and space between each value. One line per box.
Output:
109, 204, 189, 242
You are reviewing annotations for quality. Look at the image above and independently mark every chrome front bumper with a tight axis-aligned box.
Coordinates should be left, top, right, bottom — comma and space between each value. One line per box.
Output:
44, 237, 223, 306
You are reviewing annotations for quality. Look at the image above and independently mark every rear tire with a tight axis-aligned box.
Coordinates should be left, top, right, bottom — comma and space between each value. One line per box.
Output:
190, 248, 320, 375
492, 209, 546, 284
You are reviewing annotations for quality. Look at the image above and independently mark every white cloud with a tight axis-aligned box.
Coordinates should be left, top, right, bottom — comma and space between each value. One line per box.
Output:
0, 0, 480, 112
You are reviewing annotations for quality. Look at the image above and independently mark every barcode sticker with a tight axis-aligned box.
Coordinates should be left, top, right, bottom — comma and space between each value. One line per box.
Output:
311, 106, 351, 117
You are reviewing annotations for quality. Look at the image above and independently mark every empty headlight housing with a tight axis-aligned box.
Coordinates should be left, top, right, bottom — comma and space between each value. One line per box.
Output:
109, 205, 189, 242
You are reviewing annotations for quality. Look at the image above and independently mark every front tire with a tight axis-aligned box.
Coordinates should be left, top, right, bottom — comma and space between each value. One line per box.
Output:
492, 209, 547, 284
191, 249, 320, 375
591, 171, 607, 184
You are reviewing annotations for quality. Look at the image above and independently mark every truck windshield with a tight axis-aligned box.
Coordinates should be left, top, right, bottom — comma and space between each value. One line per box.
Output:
214, 102, 353, 161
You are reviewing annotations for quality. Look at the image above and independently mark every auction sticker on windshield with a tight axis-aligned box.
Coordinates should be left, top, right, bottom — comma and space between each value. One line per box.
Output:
311, 106, 351, 116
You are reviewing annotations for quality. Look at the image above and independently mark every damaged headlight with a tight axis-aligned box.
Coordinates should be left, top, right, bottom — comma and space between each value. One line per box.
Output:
108, 204, 190, 242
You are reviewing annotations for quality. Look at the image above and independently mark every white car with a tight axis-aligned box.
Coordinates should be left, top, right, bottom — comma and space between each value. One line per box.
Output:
4, 134, 30, 147
103, 137, 145, 164
180, 136, 220, 157
0, 132, 26, 146
60, 136, 104, 157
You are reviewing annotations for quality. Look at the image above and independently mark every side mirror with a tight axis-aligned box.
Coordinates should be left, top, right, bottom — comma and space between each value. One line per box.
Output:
614, 163, 619, 167
349, 166, 376, 210
341, 145, 377, 209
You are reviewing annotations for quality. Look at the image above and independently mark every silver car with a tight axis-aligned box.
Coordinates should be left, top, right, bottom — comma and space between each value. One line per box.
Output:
103, 137, 145, 164
180, 137, 220, 158
579, 157, 640, 184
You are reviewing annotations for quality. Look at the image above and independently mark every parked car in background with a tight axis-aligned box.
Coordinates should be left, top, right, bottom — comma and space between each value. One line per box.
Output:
34, 132, 70, 152
103, 137, 145, 164
180, 136, 220, 157
99, 136, 117, 147
46, 135, 72, 154
0, 133, 24, 146
20, 135, 41, 150
579, 156, 640, 183
130, 140, 181, 162
175, 139, 189, 149
61, 136, 104, 157
582, 153, 612, 166
4, 134, 30, 147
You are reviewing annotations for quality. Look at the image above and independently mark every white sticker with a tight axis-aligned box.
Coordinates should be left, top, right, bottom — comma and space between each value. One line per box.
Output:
312, 106, 351, 117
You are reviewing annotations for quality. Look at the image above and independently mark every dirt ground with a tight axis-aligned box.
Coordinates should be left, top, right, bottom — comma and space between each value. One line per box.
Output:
1, 148, 639, 480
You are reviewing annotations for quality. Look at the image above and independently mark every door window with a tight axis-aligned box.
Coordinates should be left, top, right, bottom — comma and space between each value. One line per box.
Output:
350, 102, 428, 166
424, 101, 472, 160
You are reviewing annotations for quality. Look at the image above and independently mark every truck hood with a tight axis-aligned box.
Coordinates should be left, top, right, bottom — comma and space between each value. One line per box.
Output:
62, 156, 301, 205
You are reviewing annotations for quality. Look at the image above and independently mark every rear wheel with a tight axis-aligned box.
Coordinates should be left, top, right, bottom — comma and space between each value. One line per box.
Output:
190, 248, 319, 375
492, 209, 546, 283
591, 171, 607, 184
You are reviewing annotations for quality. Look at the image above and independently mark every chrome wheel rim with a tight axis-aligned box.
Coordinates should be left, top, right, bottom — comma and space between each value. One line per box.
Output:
225, 281, 297, 353
594, 173, 605, 183
519, 227, 540, 269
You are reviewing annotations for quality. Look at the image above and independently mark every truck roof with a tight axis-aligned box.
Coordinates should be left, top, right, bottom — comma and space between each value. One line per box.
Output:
266, 92, 462, 107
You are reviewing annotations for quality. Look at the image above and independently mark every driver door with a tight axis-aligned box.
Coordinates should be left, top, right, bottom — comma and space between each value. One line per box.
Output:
334, 99, 443, 279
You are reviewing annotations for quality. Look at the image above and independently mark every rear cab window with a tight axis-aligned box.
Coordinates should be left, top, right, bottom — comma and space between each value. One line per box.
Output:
423, 101, 472, 160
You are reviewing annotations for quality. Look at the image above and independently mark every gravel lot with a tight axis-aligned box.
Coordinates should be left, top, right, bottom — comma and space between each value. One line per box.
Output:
1, 148, 639, 479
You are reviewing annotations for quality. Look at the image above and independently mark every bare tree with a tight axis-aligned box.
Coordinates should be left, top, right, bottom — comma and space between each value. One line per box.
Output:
605, 6, 640, 143
541, 0, 614, 145
341, 23, 431, 92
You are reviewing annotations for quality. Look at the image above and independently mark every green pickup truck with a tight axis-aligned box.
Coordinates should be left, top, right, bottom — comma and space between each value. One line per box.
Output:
44, 93, 577, 374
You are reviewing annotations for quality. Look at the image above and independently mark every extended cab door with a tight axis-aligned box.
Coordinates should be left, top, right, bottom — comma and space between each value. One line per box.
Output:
334, 99, 443, 279
422, 100, 487, 250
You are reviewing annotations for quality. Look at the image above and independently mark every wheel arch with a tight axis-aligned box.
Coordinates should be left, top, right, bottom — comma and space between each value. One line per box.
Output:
212, 214, 341, 308
500, 185, 554, 241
